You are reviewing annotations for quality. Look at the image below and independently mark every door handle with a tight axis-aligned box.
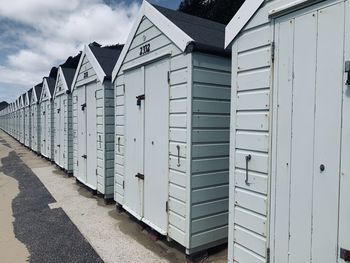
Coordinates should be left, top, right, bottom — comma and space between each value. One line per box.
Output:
135, 173, 144, 180
57, 144, 60, 147
245, 154, 252, 185
81, 154, 87, 159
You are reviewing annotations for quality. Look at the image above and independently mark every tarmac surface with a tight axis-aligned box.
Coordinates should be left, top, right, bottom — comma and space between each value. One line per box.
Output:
0, 130, 227, 263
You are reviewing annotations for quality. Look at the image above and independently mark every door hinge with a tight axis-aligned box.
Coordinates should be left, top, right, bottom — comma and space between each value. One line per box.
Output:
266, 247, 270, 263
135, 173, 144, 180
122, 181, 125, 189
166, 201, 169, 212
167, 71, 170, 83
136, 95, 145, 106
81, 103, 86, 111
96, 169, 98, 175
76, 160, 79, 166
271, 42, 275, 62
340, 248, 350, 261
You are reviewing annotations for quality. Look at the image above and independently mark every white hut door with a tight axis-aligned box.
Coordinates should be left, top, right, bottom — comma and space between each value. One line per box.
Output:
274, 3, 344, 263
77, 87, 87, 184
61, 98, 66, 169
55, 98, 61, 165
143, 58, 169, 234
124, 68, 145, 218
41, 102, 47, 156
47, 103, 52, 158
86, 83, 97, 189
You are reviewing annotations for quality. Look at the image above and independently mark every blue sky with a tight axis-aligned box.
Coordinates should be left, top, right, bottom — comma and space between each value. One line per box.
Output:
0, 0, 181, 102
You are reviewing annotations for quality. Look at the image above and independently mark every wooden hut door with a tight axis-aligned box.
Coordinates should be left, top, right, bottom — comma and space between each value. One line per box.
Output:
143, 58, 169, 234
55, 98, 61, 166
273, 2, 345, 262
86, 83, 97, 189
77, 87, 87, 184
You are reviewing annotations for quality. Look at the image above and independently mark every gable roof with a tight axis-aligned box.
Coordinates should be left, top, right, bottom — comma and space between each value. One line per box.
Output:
112, 0, 229, 81
32, 82, 43, 104
61, 67, 76, 90
72, 44, 123, 89
225, 0, 264, 47
46, 77, 56, 96
89, 45, 123, 77
154, 5, 227, 53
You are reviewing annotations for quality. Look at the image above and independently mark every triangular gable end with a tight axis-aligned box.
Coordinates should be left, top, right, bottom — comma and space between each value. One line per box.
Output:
111, 0, 193, 81
31, 87, 38, 105
71, 46, 106, 91
225, 0, 264, 48
53, 67, 69, 98
25, 92, 30, 107
40, 79, 52, 102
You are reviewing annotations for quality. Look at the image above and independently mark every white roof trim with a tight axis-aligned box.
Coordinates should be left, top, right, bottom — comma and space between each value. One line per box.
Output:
39, 78, 52, 102
31, 87, 38, 105
53, 67, 69, 98
112, 0, 193, 81
71, 45, 106, 90
225, 0, 264, 48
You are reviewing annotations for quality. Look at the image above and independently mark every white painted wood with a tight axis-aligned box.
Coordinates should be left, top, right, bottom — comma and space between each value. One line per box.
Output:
86, 82, 97, 190
111, 0, 193, 81
124, 67, 144, 218
339, 1, 350, 261
273, 3, 345, 262
311, 4, 343, 262
143, 58, 170, 234
225, 0, 265, 47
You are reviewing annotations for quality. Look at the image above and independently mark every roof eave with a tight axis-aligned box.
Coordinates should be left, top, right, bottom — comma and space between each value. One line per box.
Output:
225, 0, 264, 48
111, 0, 194, 82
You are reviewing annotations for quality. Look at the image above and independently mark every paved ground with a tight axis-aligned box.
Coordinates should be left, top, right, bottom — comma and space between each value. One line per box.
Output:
0, 130, 227, 263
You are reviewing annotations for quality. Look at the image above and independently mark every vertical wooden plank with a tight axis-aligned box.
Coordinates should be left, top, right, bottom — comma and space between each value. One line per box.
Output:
272, 17, 294, 263
288, 11, 317, 263
339, 1, 350, 260
312, 3, 344, 262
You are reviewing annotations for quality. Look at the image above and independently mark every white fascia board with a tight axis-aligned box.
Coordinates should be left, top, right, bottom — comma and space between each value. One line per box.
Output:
225, 0, 264, 48
53, 67, 69, 98
40, 78, 51, 102
111, 0, 193, 81
31, 87, 37, 105
85, 44, 106, 83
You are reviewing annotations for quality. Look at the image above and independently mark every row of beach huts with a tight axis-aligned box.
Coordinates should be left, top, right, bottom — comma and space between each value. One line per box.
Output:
0, 1, 349, 262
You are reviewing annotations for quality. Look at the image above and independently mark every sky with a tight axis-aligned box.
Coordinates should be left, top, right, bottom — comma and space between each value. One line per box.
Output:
0, 0, 181, 102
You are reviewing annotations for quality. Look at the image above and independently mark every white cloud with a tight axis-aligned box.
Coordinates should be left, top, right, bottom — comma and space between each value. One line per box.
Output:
0, 0, 140, 101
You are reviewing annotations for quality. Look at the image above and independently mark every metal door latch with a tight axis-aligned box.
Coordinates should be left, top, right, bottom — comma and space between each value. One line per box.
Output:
340, 248, 350, 261
346, 61, 350, 86
81, 154, 87, 159
135, 173, 144, 180
57, 109, 60, 113
136, 94, 145, 106
57, 144, 60, 147
81, 103, 86, 111
245, 154, 252, 185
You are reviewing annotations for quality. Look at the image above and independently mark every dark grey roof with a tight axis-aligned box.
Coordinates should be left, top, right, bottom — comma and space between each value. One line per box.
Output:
45, 77, 56, 96
34, 82, 43, 101
153, 5, 230, 56
61, 67, 77, 90
89, 45, 124, 78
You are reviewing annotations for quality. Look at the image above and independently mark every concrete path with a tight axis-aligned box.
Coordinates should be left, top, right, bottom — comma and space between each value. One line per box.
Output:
0, 131, 227, 263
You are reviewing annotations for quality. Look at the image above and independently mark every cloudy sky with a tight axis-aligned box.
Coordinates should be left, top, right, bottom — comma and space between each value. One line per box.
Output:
0, 0, 181, 102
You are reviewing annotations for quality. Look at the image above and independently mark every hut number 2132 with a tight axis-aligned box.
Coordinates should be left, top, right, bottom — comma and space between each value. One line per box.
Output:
140, 44, 150, 56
